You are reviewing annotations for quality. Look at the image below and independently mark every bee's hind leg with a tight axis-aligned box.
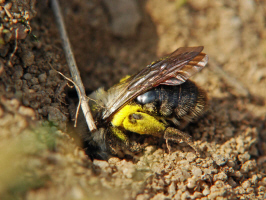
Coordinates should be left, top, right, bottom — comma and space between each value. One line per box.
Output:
164, 127, 201, 157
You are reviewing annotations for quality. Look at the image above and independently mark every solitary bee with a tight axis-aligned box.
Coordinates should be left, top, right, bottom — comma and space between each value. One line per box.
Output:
83, 46, 208, 159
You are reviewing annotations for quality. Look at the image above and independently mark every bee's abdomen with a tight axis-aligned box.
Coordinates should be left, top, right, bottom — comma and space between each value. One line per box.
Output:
135, 80, 207, 122
172, 80, 207, 122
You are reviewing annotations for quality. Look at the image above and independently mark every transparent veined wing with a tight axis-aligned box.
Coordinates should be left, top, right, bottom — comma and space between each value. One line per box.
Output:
102, 46, 208, 120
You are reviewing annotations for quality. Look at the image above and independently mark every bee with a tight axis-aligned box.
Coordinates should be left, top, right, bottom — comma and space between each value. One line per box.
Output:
82, 46, 208, 159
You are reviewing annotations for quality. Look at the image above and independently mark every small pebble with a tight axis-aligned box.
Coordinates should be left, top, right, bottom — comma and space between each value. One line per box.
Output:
38, 73, 47, 83
23, 73, 32, 80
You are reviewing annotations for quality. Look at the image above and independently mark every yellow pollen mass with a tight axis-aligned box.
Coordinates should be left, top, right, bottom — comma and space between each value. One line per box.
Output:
111, 104, 166, 136
123, 112, 165, 136
111, 104, 143, 127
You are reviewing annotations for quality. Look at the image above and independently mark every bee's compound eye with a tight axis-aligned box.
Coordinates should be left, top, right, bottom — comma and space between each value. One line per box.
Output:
136, 90, 156, 104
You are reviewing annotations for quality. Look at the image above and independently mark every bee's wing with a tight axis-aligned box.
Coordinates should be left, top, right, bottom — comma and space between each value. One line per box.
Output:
102, 46, 208, 120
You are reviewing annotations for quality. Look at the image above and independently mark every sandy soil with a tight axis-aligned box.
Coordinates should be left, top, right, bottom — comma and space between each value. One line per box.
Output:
0, 0, 266, 199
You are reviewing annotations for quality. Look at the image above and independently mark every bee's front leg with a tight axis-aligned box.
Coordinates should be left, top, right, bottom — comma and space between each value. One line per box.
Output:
164, 127, 201, 157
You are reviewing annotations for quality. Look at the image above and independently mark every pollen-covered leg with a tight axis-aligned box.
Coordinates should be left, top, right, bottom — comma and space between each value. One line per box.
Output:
110, 127, 129, 143
108, 127, 129, 157
164, 127, 201, 157
123, 112, 166, 136
108, 127, 150, 158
